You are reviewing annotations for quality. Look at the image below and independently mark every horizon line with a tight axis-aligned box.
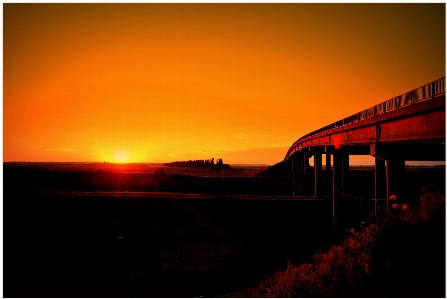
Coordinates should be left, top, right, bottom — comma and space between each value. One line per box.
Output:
3, 161, 445, 167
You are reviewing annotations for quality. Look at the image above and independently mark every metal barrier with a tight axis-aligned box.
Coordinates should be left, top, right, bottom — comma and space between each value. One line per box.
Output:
285, 77, 446, 160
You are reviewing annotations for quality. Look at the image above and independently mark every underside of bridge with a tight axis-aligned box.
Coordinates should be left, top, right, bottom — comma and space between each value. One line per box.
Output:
288, 141, 445, 229
285, 82, 445, 231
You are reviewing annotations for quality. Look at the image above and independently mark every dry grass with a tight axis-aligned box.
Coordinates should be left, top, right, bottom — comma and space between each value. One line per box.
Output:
235, 186, 445, 297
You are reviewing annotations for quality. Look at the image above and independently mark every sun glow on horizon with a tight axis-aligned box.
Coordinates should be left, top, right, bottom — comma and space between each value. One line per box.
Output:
113, 149, 130, 163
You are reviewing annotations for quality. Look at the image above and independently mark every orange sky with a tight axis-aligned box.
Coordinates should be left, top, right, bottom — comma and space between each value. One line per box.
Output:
3, 4, 445, 164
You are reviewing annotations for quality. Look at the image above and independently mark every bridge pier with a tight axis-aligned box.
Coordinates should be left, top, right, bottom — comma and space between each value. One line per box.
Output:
386, 158, 405, 210
289, 154, 300, 196
294, 153, 302, 196
332, 152, 343, 231
342, 153, 349, 199
289, 152, 314, 196
314, 152, 322, 197
374, 157, 386, 216
325, 153, 331, 196
310, 147, 323, 197
298, 149, 313, 196
371, 143, 407, 210
302, 149, 310, 175
288, 156, 294, 195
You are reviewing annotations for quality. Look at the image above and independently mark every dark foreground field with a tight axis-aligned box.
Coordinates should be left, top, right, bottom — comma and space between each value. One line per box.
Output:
5, 190, 336, 297
3, 163, 445, 297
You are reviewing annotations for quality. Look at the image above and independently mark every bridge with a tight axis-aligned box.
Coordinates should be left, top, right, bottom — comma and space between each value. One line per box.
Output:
284, 77, 445, 229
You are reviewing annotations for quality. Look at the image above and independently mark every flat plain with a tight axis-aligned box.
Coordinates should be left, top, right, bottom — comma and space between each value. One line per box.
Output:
3, 162, 445, 297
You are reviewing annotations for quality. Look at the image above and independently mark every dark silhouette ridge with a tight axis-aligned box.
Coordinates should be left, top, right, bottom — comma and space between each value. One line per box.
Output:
255, 161, 287, 177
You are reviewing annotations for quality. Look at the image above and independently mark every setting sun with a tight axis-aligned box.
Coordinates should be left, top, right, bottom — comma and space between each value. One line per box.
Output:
114, 150, 130, 163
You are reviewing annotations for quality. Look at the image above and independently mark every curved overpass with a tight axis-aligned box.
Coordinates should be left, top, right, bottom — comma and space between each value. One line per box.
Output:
285, 77, 445, 229
285, 77, 445, 161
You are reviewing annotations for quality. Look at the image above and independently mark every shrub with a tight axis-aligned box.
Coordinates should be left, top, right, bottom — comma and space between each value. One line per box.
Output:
234, 186, 445, 297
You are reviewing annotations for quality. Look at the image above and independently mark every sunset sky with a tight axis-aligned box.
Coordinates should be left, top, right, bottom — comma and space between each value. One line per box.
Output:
3, 4, 445, 164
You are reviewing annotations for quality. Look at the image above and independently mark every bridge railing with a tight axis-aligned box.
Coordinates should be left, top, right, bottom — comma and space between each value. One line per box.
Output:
285, 77, 446, 160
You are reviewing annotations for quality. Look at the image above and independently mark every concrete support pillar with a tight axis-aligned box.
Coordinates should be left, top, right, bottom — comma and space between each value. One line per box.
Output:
290, 157, 295, 196
314, 152, 323, 197
325, 153, 331, 177
291, 154, 301, 196
298, 150, 311, 196
290, 153, 306, 196
342, 153, 349, 199
385, 159, 406, 210
325, 153, 331, 196
374, 158, 386, 216
286, 157, 293, 180
296, 155, 302, 195
303, 152, 309, 175
332, 153, 343, 231
298, 154, 304, 172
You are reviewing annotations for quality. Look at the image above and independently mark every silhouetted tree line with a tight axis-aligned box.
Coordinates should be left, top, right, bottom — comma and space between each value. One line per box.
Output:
164, 158, 230, 170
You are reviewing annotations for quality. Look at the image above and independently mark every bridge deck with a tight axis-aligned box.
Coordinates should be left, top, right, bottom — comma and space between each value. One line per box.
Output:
285, 78, 445, 161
